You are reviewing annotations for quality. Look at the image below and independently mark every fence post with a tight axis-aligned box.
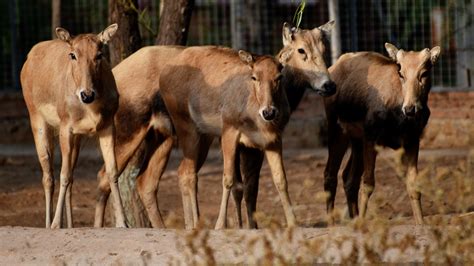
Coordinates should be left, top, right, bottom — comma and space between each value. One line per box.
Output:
328, 0, 341, 65
230, 0, 244, 50
349, 0, 358, 51
52, 0, 61, 39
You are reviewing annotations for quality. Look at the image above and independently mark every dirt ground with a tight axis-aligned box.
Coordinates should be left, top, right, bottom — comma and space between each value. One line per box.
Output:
0, 143, 472, 228
0, 143, 473, 263
0, 225, 463, 264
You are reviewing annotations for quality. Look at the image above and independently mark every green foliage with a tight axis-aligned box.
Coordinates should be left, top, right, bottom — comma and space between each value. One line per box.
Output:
292, 0, 306, 29
124, 0, 158, 38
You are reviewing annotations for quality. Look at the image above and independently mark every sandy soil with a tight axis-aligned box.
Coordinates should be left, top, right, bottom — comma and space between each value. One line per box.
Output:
0, 225, 456, 264
0, 143, 472, 263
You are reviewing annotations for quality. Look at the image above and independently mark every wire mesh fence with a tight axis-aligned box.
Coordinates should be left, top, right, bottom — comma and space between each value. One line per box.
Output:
1, 0, 473, 91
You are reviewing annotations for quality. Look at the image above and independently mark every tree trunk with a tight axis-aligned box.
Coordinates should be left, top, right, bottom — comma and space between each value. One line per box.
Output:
155, 0, 195, 45
328, 0, 341, 65
51, 0, 61, 38
108, 0, 149, 227
108, 0, 142, 67
116, 144, 151, 228
108, 0, 194, 228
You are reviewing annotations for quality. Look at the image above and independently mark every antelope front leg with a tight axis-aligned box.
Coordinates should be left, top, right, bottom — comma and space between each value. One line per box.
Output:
404, 142, 423, 225
358, 140, 377, 219
342, 139, 363, 218
265, 143, 296, 227
231, 149, 244, 228
324, 120, 349, 224
65, 135, 81, 228
30, 118, 55, 228
239, 147, 264, 229
215, 128, 239, 230
98, 125, 127, 228
94, 126, 149, 227
50, 126, 75, 229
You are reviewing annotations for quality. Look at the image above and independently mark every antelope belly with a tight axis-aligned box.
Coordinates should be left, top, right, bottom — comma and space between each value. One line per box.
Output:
188, 103, 222, 136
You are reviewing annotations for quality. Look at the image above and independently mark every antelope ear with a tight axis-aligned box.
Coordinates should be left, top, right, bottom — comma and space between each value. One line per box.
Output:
55, 27, 71, 42
98, 23, 118, 44
282, 22, 295, 46
430, 46, 441, 64
239, 50, 254, 66
317, 20, 335, 36
385, 42, 399, 61
278, 48, 293, 64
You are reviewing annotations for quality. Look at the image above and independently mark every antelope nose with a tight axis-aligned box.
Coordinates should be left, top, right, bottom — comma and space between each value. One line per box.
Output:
261, 106, 278, 121
80, 90, 95, 104
321, 80, 336, 96
403, 105, 416, 117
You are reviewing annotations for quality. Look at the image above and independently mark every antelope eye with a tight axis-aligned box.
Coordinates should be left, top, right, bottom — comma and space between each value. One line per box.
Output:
69, 53, 76, 60
298, 48, 305, 54
251, 76, 257, 81
420, 71, 429, 79
96, 53, 103, 60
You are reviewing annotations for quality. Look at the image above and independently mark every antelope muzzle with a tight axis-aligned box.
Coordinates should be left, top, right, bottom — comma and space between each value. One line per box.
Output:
260, 106, 278, 122
319, 80, 336, 96
80, 89, 96, 104
402, 105, 417, 117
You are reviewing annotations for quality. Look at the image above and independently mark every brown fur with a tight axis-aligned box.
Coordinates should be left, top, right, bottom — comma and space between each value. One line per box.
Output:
93, 45, 183, 228
159, 46, 295, 229
21, 24, 127, 228
323, 43, 441, 225
94, 21, 336, 229
233, 21, 336, 229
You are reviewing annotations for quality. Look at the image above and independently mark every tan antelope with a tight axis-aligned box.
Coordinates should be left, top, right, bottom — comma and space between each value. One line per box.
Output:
232, 21, 336, 228
159, 47, 295, 229
93, 21, 335, 229
93, 46, 182, 227
323, 43, 441, 224
20, 24, 127, 228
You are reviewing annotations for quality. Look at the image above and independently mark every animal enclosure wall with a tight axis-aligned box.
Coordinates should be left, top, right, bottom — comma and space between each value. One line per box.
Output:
1, 0, 473, 92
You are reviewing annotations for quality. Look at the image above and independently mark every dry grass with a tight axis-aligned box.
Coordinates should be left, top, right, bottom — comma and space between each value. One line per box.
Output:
168, 148, 474, 264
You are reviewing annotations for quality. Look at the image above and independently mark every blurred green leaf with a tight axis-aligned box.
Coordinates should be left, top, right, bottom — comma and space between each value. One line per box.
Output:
292, 0, 306, 29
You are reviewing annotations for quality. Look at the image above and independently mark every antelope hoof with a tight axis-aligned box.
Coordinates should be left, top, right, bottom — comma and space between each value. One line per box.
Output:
215, 220, 226, 230
50, 221, 61, 229
115, 221, 128, 228
287, 222, 297, 228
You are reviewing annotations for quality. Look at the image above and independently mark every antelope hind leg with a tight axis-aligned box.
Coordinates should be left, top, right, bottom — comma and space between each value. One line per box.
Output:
136, 135, 174, 228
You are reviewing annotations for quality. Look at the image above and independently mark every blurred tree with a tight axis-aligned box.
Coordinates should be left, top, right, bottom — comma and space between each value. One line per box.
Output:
116, 0, 195, 229
156, 0, 195, 45
106, 0, 195, 229
108, 0, 142, 67
51, 0, 60, 38
108, 0, 149, 228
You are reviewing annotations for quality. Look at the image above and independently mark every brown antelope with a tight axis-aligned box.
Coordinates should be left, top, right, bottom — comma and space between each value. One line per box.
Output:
20, 24, 127, 228
159, 46, 295, 229
93, 46, 182, 227
232, 21, 336, 228
94, 21, 335, 229
323, 43, 441, 224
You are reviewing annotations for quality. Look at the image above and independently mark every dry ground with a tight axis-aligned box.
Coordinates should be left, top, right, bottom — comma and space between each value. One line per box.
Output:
0, 143, 473, 263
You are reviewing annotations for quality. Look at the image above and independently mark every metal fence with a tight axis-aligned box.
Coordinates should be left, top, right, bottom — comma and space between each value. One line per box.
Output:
2, 0, 473, 91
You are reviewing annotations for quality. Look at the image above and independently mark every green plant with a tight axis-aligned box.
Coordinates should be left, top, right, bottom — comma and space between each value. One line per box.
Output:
292, 0, 306, 29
